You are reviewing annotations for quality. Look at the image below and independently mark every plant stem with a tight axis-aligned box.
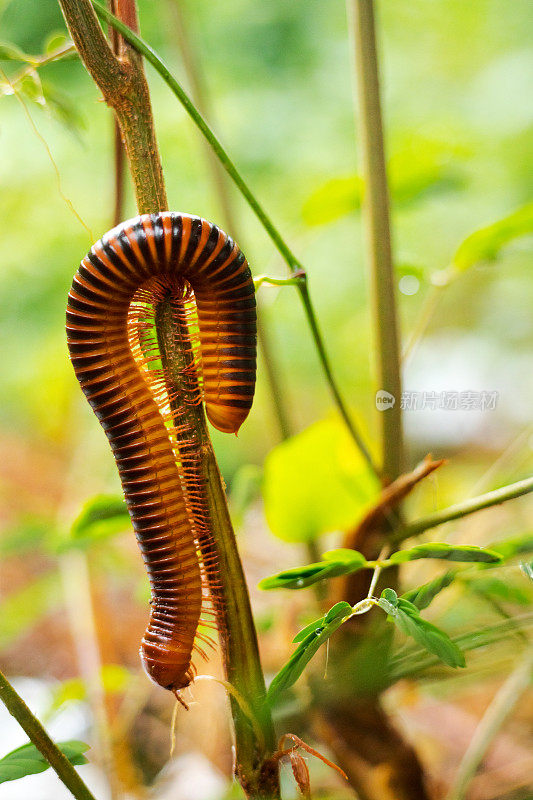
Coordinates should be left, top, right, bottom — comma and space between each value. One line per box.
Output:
347, 0, 403, 483
155, 300, 278, 798
88, 0, 377, 476
59, 0, 167, 214
58, 2, 278, 795
394, 475, 533, 544
0, 671, 97, 800
446, 647, 533, 800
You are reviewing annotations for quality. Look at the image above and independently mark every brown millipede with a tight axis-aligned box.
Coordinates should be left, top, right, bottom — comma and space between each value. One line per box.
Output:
66, 212, 256, 694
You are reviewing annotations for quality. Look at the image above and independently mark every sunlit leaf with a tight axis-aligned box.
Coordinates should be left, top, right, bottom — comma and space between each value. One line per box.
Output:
321, 548, 367, 565
390, 543, 502, 564
263, 416, 378, 543
0, 741, 89, 784
302, 175, 363, 226
302, 140, 463, 226
44, 33, 68, 54
378, 590, 465, 669
402, 571, 456, 610
266, 602, 352, 704
452, 202, 533, 273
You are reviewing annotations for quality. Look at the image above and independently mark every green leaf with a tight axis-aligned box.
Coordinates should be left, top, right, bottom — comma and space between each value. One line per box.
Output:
259, 560, 349, 591
19, 70, 45, 106
259, 552, 367, 591
0, 41, 36, 63
390, 543, 502, 564
302, 140, 463, 227
62, 494, 130, 551
0, 740, 89, 784
379, 590, 465, 669
402, 571, 456, 610
521, 561, 533, 582
321, 548, 367, 566
489, 532, 533, 561
44, 33, 68, 54
302, 175, 363, 226
452, 202, 533, 273
266, 602, 352, 704
377, 587, 399, 616
263, 416, 378, 543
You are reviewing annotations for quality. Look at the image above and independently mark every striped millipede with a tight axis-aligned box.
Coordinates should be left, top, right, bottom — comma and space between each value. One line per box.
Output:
66, 212, 257, 695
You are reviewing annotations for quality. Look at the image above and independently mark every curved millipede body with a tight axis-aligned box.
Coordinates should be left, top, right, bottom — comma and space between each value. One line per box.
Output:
66, 212, 256, 693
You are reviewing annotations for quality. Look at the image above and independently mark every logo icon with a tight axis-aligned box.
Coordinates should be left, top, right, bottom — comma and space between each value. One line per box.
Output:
376, 390, 395, 411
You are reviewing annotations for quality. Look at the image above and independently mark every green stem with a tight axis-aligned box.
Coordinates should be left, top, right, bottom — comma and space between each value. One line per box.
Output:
446, 647, 533, 800
58, 1, 278, 796
347, 0, 403, 483
0, 671, 97, 800
88, 0, 377, 476
394, 475, 533, 544
155, 300, 278, 798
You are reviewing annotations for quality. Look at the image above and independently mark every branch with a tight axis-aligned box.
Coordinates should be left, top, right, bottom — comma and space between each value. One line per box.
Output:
0, 671, 97, 800
394, 475, 533, 543
59, 0, 166, 213
88, 0, 378, 477
347, 0, 403, 483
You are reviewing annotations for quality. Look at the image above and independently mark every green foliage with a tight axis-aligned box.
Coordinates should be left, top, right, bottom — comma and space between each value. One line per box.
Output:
378, 589, 465, 669
62, 495, 130, 551
521, 562, 533, 582
389, 543, 502, 564
402, 570, 456, 610
0, 740, 89, 784
266, 602, 352, 704
259, 550, 367, 590
302, 139, 463, 226
453, 202, 533, 272
262, 417, 377, 543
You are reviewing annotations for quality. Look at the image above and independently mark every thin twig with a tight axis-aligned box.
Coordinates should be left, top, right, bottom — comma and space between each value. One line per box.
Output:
446, 647, 533, 800
394, 475, 533, 544
0, 671, 98, 800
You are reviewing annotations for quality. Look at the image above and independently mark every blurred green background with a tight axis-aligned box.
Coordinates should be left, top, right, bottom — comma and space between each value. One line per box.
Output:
0, 1, 532, 798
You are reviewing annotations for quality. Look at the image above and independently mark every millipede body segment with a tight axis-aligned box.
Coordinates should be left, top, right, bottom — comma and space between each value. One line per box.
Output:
66, 212, 257, 693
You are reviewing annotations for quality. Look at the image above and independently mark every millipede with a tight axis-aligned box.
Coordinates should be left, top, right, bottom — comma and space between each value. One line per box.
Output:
66, 212, 257, 697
